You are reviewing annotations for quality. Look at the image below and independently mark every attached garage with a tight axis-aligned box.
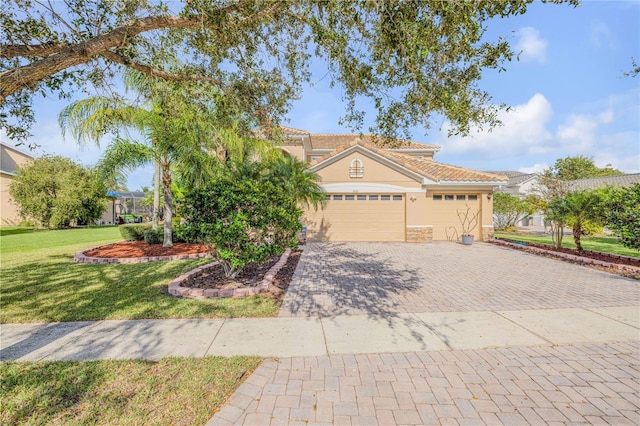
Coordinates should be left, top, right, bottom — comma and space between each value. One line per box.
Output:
305, 193, 406, 242
427, 193, 482, 241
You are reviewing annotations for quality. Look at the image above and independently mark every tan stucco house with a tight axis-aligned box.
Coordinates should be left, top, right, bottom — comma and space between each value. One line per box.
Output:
275, 127, 508, 242
1, 142, 34, 226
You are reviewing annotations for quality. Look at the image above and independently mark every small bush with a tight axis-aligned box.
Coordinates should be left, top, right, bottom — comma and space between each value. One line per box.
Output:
119, 223, 152, 241
144, 229, 163, 245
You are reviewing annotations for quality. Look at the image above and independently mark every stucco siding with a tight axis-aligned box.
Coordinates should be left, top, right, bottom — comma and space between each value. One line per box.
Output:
316, 151, 422, 188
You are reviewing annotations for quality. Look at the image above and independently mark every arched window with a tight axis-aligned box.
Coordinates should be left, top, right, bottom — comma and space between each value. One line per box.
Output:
349, 158, 364, 178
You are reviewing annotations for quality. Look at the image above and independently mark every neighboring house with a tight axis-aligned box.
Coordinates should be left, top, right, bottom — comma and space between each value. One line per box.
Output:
0, 142, 34, 226
275, 127, 508, 242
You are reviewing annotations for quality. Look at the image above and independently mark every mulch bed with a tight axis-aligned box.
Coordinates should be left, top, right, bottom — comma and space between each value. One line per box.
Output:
494, 237, 640, 279
84, 241, 209, 258
179, 251, 302, 296
496, 237, 640, 267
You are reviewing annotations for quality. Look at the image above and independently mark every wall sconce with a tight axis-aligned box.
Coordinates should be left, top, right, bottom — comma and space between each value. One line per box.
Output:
487, 193, 493, 200
410, 196, 417, 202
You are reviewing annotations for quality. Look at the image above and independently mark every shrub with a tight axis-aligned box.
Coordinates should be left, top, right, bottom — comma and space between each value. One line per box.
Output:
119, 223, 152, 241
179, 179, 302, 278
144, 229, 163, 245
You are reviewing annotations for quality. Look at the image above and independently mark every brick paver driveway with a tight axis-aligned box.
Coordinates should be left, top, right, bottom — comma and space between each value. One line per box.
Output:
279, 242, 640, 317
209, 242, 639, 425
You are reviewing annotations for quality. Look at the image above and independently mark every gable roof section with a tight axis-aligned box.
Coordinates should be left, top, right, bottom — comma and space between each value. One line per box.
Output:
309, 141, 508, 184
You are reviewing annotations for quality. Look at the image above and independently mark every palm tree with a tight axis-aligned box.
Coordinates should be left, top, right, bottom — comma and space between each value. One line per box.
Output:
549, 190, 603, 251
59, 75, 220, 246
266, 155, 325, 210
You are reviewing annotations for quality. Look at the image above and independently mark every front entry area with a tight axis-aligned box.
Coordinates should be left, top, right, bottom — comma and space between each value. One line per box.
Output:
305, 193, 406, 242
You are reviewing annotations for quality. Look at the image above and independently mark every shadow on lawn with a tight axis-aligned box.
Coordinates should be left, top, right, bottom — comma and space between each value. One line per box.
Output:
0, 255, 261, 325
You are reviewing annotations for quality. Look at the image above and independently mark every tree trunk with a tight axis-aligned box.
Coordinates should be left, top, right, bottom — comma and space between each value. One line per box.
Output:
152, 160, 160, 230
161, 161, 173, 247
573, 223, 583, 251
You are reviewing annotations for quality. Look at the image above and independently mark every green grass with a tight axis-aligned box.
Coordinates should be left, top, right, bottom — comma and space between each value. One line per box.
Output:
495, 233, 640, 258
0, 227, 279, 323
1, 356, 261, 426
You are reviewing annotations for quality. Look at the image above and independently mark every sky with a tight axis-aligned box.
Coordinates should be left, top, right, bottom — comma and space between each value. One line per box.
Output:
3, 0, 639, 190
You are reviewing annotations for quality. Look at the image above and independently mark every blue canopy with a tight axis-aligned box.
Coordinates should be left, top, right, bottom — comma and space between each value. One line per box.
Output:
106, 190, 120, 197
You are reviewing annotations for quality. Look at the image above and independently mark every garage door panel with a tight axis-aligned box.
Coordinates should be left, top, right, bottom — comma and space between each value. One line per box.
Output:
306, 194, 405, 242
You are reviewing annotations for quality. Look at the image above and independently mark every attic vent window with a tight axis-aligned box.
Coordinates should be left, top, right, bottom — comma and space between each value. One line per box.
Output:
349, 159, 364, 178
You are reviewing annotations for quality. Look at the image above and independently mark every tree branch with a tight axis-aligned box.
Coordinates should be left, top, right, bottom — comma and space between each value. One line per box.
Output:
0, 42, 71, 58
100, 50, 225, 86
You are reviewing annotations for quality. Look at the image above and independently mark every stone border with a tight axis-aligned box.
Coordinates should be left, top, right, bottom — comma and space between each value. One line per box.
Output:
74, 246, 210, 264
491, 238, 640, 275
167, 248, 292, 299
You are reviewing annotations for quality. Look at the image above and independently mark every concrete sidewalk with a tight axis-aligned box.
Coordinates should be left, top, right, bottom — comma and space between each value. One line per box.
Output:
2, 306, 638, 362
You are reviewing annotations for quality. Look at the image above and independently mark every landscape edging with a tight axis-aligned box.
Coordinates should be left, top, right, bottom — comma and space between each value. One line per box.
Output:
74, 246, 210, 264
167, 248, 292, 299
490, 238, 640, 275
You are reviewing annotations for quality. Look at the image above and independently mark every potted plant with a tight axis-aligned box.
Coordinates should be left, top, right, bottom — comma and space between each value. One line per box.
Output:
457, 205, 480, 245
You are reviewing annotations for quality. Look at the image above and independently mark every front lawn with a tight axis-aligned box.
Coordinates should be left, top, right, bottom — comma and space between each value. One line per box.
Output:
1, 227, 279, 323
495, 232, 640, 258
1, 356, 261, 426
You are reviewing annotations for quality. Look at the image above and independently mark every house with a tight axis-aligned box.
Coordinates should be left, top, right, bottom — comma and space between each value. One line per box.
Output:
0, 142, 34, 226
276, 127, 508, 242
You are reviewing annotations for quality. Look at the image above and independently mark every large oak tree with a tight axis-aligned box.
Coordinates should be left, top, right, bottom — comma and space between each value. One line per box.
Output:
2, 0, 577, 145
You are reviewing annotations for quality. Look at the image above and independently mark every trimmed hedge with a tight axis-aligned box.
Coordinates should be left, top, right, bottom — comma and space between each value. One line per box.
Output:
119, 223, 152, 241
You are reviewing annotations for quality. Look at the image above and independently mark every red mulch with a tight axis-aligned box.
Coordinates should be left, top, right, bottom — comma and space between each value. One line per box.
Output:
84, 241, 209, 258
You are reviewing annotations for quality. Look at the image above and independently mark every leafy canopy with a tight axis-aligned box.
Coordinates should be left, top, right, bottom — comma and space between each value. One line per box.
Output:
9, 155, 107, 228
2, 0, 577, 145
543, 155, 623, 181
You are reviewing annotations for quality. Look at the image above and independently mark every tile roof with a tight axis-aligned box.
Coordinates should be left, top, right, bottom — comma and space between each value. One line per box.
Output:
485, 170, 530, 179
280, 126, 311, 135
278, 127, 439, 151
310, 141, 508, 183
569, 173, 640, 190
308, 134, 440, 151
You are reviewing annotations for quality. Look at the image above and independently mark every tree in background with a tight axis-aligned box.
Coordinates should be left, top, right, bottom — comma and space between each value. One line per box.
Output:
492, 192, 536, 230
605, 184, 640, 250
2, 0, 578, 145
535, 155, 623, 245
9, 155, 106, 228
543, 155, 623, 181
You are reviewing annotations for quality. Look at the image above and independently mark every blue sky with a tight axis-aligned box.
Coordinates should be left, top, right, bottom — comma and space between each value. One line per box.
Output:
4, 0, 639, 189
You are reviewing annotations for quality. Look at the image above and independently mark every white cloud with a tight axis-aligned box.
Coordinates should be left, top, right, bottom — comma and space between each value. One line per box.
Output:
440, 93, 553, 157
590, 21, 615, 49
515, 27, 548, 63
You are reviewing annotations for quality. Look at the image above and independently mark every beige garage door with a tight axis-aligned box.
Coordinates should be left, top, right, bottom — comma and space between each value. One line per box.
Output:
430, 194, 482, 241
306, 194, 405, 242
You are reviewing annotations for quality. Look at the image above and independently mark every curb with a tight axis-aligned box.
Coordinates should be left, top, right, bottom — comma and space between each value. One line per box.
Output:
167, 248, 292, 299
